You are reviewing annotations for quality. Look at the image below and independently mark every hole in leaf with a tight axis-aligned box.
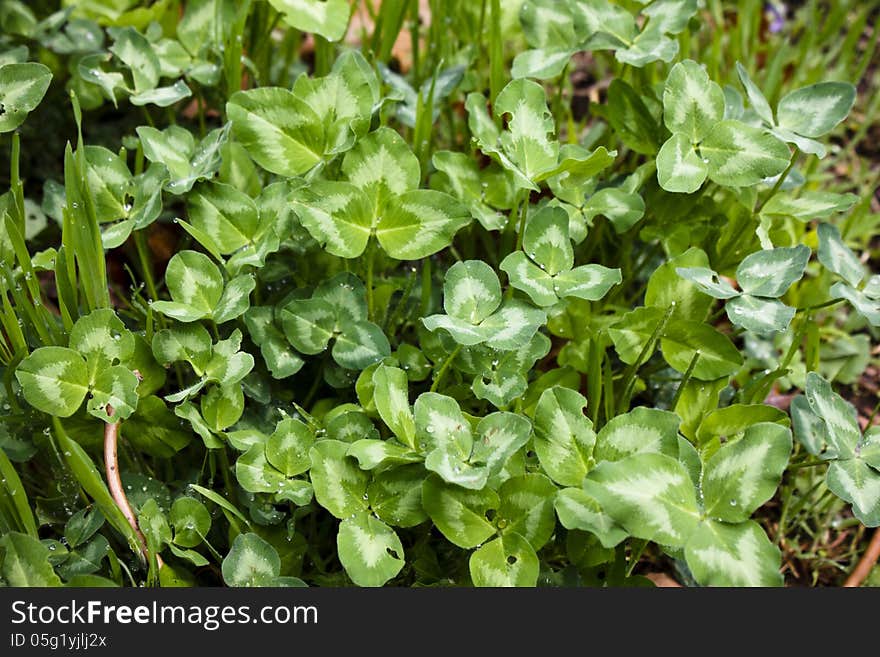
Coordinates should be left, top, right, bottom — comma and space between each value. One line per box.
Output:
506, 555, 517, 565
386, 547, 400, 560
485, 509, 496, 522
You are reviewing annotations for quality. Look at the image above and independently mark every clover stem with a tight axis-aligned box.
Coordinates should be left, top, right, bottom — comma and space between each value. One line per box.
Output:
104, 408, 162, 568
430, 344, 462, 393
794, 297, 844, 314
134, 230, 159, 307
756, 146, 799, 213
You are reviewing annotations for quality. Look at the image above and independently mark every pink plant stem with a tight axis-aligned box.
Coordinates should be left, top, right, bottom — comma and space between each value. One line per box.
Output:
104, 404, 163, 569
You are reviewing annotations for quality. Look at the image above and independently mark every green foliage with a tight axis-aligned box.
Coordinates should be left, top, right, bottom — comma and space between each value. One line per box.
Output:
0, 0, 876, 590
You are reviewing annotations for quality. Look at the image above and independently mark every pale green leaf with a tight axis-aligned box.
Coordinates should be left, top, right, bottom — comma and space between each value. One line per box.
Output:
291, 181, 372, 258
726, 295, 795, 333
109, 27, 159, 93
469, 532, 539, 587
494, 79, 558, 181
376, 190, 472, 260
594, 406, 680, 463
702, 423, 792, 522
421, 473, 498, 548
372, 364, 416, 448
663, 60, 724, 142
151, 323, 211, 373
777, 82, 856, 138
499, 251, 557, 307
675, 267, 739, 299
656, 132, 707, 193
187, 182, 258, 255
441, 259, 502, 324
805, 372, 860, 458
0, 62, 52, 132
586, 453, 701, 546
734, 62, 774, 126
130, 79, 192, 107
523, 205, 573, 275
279, 298, 335, 355
497, 474, 557, 549
222, 533, 282, 587
341, 127, 420, 214
817, 223, 863, 287
226, 87, 324, 177
684, 520, 783, 586
87, 365, 140, 423
826, 459, 880, 527
478, 300, 547, 351
554, 487, 627, 548
69, 308, 135, 382
761, 191, 858, 221
347, 439, 421, 470
337, 513, 404, 587
582, 187, 645, 233
660, 319, 743, 380
367, 465, 429, 528
832, 282, 880, 326
735, 245, 810, 297
0, 532, 63, 586
15, 347, 89, 417
331, 321, 391, 370
151, 250, 222, 321
268, 0, 351, 42
170, 497, 211, 548
308, 440, 369, 519
553, 264, 622, 301
214, 274, 255, 324
533, 387, 595, 486
701, 120, 790, 187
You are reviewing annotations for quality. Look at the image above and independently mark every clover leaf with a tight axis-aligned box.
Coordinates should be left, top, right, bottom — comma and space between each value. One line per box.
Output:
423, 260, 547, 350
150, 250, 254, 324
657, 60, 790, 193
677, 245, 810, 333
585, 422, 791, 586
500, 206, 621, 307
802, 373, 880, 526
293, 127, 472, 260
280, 272, 391, 371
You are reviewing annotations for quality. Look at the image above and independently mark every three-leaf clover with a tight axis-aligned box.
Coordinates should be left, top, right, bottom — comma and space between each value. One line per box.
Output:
422, 260, 547, 350
657, 60, 791, 193
226, 51, 379, 177
15, 309, 140, 422
150, 250, 255, 324
279, 272, 391, 370
677, 244, 811, 333
467, 78, 614, 191
292, 127, 472, 260
500, 205, 621, 307
794, 373, 880, 526
583, 420, 792, 586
